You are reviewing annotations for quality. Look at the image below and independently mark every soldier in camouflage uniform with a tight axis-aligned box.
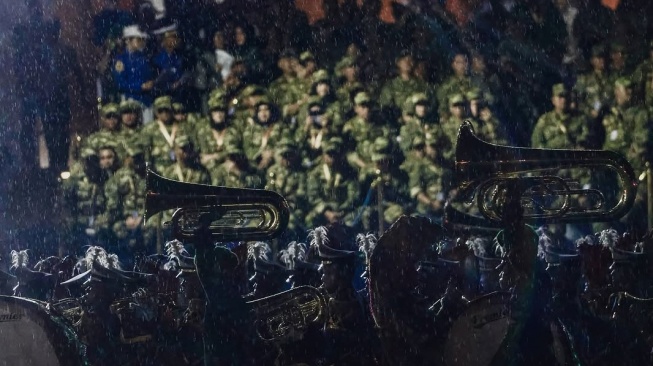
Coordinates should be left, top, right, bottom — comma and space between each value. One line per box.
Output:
600, 77, 652, 233
631, 41, 653, 105
296, 97, 340, 166
334, 56, 363, 117
305, 137, 360, 227
62, 148, 110, 253
98, 144, 121, 179
86, 103, 125, 158
403, 134, 449, 218
379, 51, 433, 117
574, 44, 613, 118
195, 96, 240, 183
241, 99, 288, 171
118, 99, 144, 155
264, 138, 309, 237
398, 93, 441, 153
141, 96, 195, 173
104, 145, 152, 264
161, 135, 211, 185
358, 137, 410, 232
439, 94, 469, 162
232, 85, 267, 132
268, 49, 306, 120
173, 102, 200, 141
297, 51, 318, 96
466, 88, 508, 145
607, 42, 631, 89
212, 142, 265, 188
436, 52, 476, 118
297, 69, 343, 130
343, 92, 393, 181
531, 84, 590, 149
602, 78, 651, 175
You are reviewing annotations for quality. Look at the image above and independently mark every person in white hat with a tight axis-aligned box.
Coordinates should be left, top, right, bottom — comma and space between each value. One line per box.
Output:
112, 25, 155, 124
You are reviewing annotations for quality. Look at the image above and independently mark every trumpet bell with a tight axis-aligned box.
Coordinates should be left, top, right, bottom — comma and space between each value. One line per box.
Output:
144, 169, 290, 242
454, 121, 638, 223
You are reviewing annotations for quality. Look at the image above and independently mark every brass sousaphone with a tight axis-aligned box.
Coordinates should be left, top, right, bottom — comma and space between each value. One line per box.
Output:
453, 121, 638, 223
144, 169, 290, 241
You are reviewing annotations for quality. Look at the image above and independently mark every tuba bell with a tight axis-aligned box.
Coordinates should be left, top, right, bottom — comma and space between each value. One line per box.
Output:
144, 169, 290, 242
453, 121, 638, 223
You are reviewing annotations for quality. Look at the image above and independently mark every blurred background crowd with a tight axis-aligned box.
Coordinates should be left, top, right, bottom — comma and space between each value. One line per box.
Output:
1, 0, 653, 262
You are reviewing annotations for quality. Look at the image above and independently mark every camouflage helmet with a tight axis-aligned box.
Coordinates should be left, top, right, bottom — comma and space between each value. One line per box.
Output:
311, 69, 330, 85
354, 91, 371, 106
207, 96, 227, 111
335, 56, 357, 77
119, 99, 142, 113
154, 96, 173, 111
402, 93, 428, 115
172, 102, 185, 114
551, 83, 569, 97
101, 103, 120, 117
80, 147, 97, 159
300, 50, 315, 64
448, 93, 466, 107
209, 88, 226, 101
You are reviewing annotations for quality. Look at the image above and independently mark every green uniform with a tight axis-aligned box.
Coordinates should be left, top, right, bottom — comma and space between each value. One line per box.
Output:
574, 71, 613, 116
211, 160, 265, 188
404, 156, 446, 216
265, 163, 309, 233
305, 161, 359, 227
531, 111, 590, 149
336, 81, 364, 114
194, 119, 240, 179
62, 172, 110, 249
85, 129, 125, 158
398, 118, 441, 153
440, 115, 466, 161
632, 58, 653, 104
436, 75, 475, 116
161, 163, 211, 185
241, 121, 288, 167
104, 167, 151, 246
603, 104, 651, 174
342, 116, 392, 181
268, 76, 305, 117
119, 126, 144, 155
378, 77, 431, 110
141, 120, 195, 173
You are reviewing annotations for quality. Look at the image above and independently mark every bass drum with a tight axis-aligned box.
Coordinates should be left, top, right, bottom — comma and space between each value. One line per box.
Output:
0, 295, 86, 366
442, 292, 512, 366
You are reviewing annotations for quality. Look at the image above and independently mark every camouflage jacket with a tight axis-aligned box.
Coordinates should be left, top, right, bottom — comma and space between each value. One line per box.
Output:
212, 161, 265, 188
398, 118, 441, 153
531, 111, 590, 149
264, 163, 309, 232
436, 75, 475, 115
603, 104, 652, 173
194, 120, 241, 171
574, 71, 613, 115
104, 167, 146, 238
378, 76, 432, 109
268, 76, 305, 116
85, 129, 125, 157
241, 120, 289, 166
141, 120, 195, 173
305, 162, 360, 226
62, 173, 108, 230
403, 157, 447, 215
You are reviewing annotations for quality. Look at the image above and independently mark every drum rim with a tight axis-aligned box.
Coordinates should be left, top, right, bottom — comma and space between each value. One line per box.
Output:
0, 295, 87, 366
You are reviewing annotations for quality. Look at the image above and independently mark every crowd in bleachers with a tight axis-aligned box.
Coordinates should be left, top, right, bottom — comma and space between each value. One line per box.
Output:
54, 0, 653, 259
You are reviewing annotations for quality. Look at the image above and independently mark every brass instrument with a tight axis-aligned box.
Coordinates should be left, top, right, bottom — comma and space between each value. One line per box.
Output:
144, 169, 290, 242
454, 121, 638, 223
247, 285, 326, 342
442, 202, 502, 234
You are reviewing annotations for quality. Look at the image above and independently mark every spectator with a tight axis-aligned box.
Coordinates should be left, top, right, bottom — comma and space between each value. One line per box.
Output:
152, 24, 191, 106
194, 29, 234, 114
113, 25, 155, 123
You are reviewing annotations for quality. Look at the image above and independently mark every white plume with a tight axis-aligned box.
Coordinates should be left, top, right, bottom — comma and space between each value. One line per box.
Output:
10, 250, 29, 270
248, 242, 271, 261
599, 229, 619, 249
356, 233, 377, 259
308, 226, 329, 252
279, 241, 307, 270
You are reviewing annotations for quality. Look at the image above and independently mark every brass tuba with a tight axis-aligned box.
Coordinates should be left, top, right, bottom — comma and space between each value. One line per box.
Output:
454, 121, 638, 223
247, 285, 327, 341
144, 169, 290, 241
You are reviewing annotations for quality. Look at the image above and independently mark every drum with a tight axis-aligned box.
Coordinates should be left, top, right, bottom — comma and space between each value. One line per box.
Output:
442, 292, 512, 366
0, 295, 86, 366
